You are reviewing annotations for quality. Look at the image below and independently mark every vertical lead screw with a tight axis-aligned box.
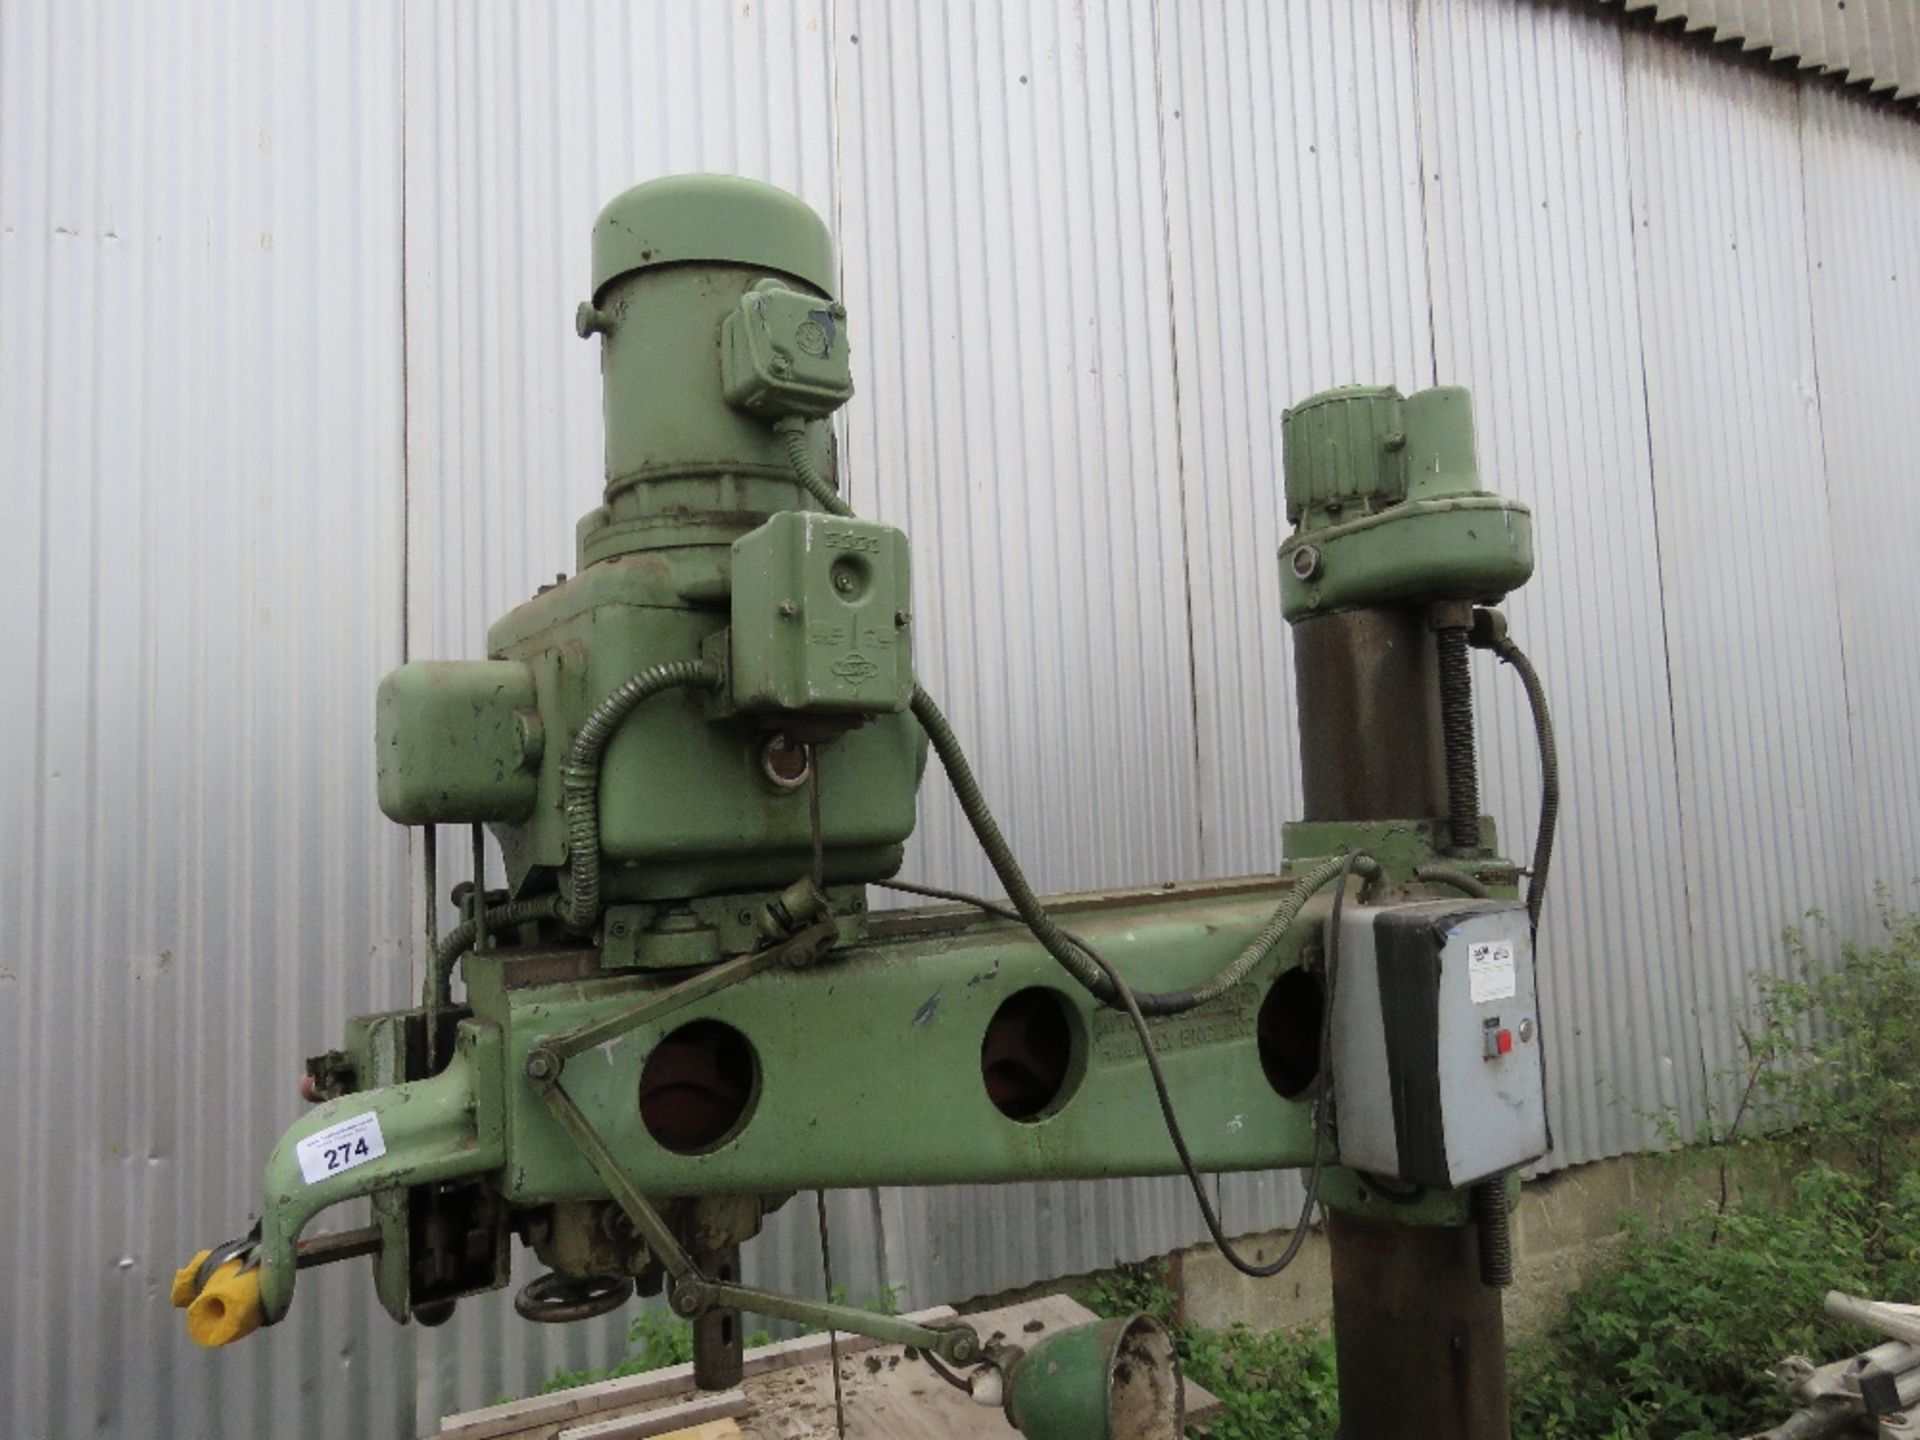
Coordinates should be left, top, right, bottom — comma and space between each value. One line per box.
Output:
1436, 623, 1481, 855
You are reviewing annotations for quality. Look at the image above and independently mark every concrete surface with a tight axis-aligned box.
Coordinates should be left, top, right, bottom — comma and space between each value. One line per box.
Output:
965, 1150, 1746, 1344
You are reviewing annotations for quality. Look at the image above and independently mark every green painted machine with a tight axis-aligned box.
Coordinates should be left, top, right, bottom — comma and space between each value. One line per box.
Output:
176, 175, 1558, 1440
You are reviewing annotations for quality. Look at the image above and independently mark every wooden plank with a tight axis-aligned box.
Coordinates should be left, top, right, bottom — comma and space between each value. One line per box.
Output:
555, 1391, 747, 1440
735, 1294, 1221, 1440
437, 1294, 1219, 1440
434, 1306, 958, 1440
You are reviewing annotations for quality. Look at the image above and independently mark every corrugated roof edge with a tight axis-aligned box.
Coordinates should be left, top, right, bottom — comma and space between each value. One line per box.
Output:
1584, 0, 1920, 105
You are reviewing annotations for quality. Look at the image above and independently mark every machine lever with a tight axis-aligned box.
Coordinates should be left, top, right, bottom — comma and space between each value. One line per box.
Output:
536, 917, 840, 1065
528, 998, 985, 1369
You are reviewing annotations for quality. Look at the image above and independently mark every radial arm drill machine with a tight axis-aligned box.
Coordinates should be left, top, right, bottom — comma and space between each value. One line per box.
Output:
174, 176, 1556, 1440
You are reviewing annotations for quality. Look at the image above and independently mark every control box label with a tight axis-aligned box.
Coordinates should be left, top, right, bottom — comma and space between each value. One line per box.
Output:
1468, 940, 1517, 1004
295, 1112, 387, 1185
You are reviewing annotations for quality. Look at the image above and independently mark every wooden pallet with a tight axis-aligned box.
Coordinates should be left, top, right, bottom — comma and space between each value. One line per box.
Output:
434, 1294, 1221, 1440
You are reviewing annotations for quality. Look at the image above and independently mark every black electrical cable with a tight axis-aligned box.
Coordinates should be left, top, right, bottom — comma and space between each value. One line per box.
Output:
908, 687, 1359, 1018
773, 437, 1354, 1020
918, 1347, 976, 1395
1506, 639, 1558, 933
880, 851, 1370, 1281
1412, 864, 1492, 899
1469, 610, 1558, 933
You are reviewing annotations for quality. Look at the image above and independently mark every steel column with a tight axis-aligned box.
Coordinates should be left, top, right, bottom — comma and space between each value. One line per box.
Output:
1293, 605, 1510, 1440
1326, 1209, 1509, 1438
1293, 608, 1449, 822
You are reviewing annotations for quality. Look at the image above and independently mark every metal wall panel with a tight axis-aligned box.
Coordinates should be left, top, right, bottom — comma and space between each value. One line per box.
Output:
1799, 88, 1920, 916
1623, 33, 1873, 1116
835, 0, 1212, 1312
400, 0, 842, 670
0, 3, 413, 1438
836, 0, 1203, 903
1416, 0, 1704, 1164
1156, 0, 1434, 1230
1161, 0, 1435, 881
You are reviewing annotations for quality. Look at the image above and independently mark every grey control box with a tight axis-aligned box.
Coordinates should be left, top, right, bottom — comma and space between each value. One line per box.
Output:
1330, 899, 1549, 1189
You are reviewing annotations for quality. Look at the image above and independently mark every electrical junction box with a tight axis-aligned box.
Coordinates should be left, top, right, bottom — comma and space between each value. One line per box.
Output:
728, 510, 913, 715
1330, 899, 1548, 1189
721, 278, 854, 419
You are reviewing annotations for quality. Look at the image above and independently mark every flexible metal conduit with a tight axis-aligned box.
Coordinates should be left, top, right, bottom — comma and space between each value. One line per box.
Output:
561, 659, 724, 933
776, 418, 854, 517
418, 660, 721, 1018
424, 893, 565, 1010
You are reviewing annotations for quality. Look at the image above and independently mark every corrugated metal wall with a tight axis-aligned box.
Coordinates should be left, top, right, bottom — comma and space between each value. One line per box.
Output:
7, 1, 1920, 1433
0, 2, 416, 1437
1158, 0, 1436, 1237
837, 0, 1212, 1308
1798, 86, 1920, 917
1622, 30, 1875, 1119
1416, 0, 1708, 1166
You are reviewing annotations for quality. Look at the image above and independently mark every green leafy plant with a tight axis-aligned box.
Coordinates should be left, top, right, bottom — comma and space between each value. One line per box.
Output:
1180, 1323, 1339, 1440
1748, 902, 1920, 1210
1511, 897, 1920, 1439
829, 1282, 901, 1316
1081, 1260, 1180, 1328
538, 1308, 765, 1395
1510, 1163, 1920, 1438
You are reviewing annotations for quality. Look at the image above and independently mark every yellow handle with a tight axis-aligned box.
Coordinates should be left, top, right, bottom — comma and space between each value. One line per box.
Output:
170, 1249, 212, 1309
178, 1255, 266, 1348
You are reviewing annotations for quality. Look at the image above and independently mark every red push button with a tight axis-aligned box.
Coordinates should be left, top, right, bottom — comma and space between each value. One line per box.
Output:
1496, 1028, 1513, 1056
